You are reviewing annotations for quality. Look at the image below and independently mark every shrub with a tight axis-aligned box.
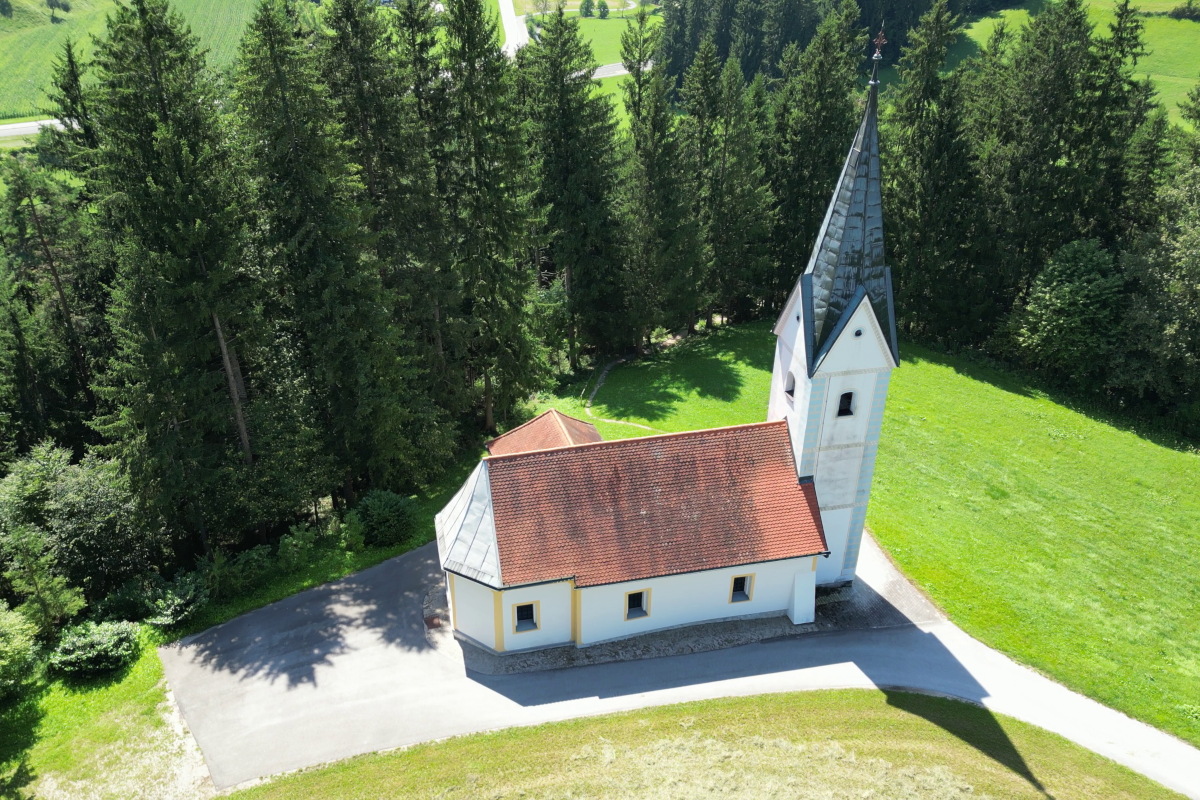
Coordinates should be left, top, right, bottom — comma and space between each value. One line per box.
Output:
1169, 0, 1200, 19
331, 510, 365, 553
580, 0, 594, 16
2, 524, 86, 635
146, 571, 209, 627
0, 601, 37, 699
46, 455, 164, 601
278, 523, 318, 573
49, 620, 140, 677
597, 0, 608, 18
1015, 239, 1125, 390
358, 490, 418, 547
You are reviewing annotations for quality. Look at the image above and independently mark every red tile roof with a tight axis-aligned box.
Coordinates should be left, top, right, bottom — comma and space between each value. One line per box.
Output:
486, 420, 827, 587
486, 410, 603, 456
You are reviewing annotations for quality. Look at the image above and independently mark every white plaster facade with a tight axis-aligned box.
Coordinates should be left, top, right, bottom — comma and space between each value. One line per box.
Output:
448, 557, 818, 653
768, 296, 895, 585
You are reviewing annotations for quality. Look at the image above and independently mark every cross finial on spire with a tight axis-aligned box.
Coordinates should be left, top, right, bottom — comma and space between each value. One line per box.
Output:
873, 26, 887, 59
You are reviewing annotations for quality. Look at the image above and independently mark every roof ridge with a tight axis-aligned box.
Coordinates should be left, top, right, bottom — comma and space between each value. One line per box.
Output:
483, 419, 788, 462
549, 408, 573, 442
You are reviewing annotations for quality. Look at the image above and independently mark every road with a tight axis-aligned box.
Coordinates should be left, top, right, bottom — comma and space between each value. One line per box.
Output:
0, 119, 59, 139
160, 535, 1200, 796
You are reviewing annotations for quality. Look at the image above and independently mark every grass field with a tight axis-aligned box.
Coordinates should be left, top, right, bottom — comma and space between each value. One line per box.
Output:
231, 689, 1178, 798
0, 0, 257, 121
537, 320, 1200, 750
946, 0, 1200, 126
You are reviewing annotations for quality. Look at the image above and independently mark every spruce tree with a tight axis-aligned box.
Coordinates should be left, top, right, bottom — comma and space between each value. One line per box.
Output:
883, 0, 998, 345
444, 0, 546, 429
765, 0, 861, 308
519, 6, 627, 355
705, 59, 774, 321
88, 0, 262, 547
235, 0, 447, 499
620, 7, 703, 341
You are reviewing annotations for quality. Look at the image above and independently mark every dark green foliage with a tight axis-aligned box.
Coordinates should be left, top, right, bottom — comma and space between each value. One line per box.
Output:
0, 601, 37, 699
597, 0, 608, 18
520, 7, 627, 356
1, 525, 86, 635
580, 0, 594, 16
620, 7, 704, 341
764, 0, 862, 309
445, 0, 547, 429
236, 0, 446, 498
1013, 240, 1126, 389
86, 0, 271, 550
357, 489, 417, 547
49, 620, 139, 676
681, 49, 774, 322
883, 0, 998, 345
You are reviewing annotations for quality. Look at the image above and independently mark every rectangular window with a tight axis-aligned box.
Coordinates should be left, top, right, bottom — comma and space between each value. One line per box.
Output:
729, 574, 753, 603
514, 602, 538, 632
625, 589, 649, 620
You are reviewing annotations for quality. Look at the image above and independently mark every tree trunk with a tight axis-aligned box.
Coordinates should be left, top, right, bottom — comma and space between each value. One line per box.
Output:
211, 312, 254, 466
23, 189, 90, 393
483, 369, 495, 432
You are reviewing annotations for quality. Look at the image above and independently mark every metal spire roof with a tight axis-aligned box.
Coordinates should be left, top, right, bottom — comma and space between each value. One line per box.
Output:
775, 31, 899, 375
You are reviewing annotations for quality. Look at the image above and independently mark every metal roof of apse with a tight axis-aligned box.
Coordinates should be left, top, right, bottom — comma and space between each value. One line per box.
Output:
774, 42, 899, 375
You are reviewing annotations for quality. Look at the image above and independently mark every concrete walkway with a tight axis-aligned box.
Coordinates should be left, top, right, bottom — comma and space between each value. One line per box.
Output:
160, 534, 1200, 796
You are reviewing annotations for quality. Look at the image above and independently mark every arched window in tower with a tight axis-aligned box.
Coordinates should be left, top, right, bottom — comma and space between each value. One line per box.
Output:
837, 391, 855, 417
784, 372, 796, 401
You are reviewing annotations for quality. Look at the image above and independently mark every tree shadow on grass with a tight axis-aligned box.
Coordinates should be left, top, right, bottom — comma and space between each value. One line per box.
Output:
904, 342, 1199, 455
595, 322, 775, 425
0, 686, 46, 800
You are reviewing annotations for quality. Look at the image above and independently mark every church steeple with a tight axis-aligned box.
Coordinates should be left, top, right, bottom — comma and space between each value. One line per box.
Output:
774, 30, 899, 375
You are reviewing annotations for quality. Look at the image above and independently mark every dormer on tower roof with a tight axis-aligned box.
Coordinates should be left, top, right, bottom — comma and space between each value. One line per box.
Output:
774, 33, 899, 375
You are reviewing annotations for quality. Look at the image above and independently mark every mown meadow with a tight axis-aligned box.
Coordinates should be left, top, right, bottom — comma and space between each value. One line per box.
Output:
231, 690, 1179, 798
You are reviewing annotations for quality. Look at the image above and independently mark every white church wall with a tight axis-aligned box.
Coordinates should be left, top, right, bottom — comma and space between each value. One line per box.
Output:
787, 563, 818, 623
812, 445, 864, 507
818, 301, 895, 374
815, 506, 851, 584
577, 557, 815, 646
499, 580, 573, 651
450, 572, 499, 651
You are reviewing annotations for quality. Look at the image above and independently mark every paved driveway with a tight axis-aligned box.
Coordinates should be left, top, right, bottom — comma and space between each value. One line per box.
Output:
160, 539, 1200, 797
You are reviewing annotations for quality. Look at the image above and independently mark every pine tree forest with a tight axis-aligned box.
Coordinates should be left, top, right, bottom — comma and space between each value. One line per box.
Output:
2, 0, 1199, 631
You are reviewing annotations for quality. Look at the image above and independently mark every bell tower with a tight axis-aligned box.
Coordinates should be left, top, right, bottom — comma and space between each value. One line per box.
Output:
767, 31, 899, 586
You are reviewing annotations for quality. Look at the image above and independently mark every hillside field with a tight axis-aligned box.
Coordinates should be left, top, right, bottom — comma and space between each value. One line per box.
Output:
0, 0, 257, 120
949, 0, 1199, 125
539, 320, 1200, 750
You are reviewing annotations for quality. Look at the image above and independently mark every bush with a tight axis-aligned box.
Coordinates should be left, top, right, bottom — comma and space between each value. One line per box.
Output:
597, 0, 608, 17
277, 523, 318, 573
146, 571, 209, 627
46, 455, 164, 601
49, 620, 140, 677
580, 0, 594, 16
1169, 0, 1200, 19
0, 601, 38, 699
1014, 239, 1125, 390
203, 545, 274, 599
358, 490, 418, 547
330, 510, 365, 553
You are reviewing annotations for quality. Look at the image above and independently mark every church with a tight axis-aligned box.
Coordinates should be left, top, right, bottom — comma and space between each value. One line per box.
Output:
434, 46, 897, 655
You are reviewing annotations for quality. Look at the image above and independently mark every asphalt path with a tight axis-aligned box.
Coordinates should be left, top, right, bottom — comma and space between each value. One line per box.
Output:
160, 537, 1200, 796
0, 119, 59, 138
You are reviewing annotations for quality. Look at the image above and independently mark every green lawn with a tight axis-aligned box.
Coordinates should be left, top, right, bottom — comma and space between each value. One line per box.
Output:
946, 0, 1200, 126
232, 689, 1178, 798
596, 73, 629, 127
0, 0, 258, 122
537, 320, 1200, 750
577, 10, 655, 65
